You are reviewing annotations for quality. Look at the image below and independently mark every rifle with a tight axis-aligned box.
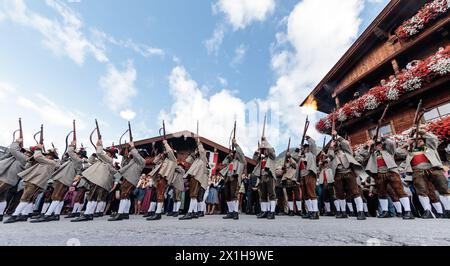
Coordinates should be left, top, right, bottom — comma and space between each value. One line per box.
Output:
89, 119, 101, 150
300, 116, 310, 152
13, 118, 23, 148
368, 104, 390, 154
33, 124, 45, 152
63, 120, 76, 156
323, 110, 337, 154
231, 120, 237, 152
196, 120, 200, 142
283, 137, 291, 171
410, 100, 426, 151
128, 121, 133, 142
119, 121, 133, 156
257, 113, 267, 177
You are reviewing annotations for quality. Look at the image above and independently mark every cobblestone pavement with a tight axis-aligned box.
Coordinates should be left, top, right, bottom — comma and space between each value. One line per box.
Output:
1, 214, 449, 246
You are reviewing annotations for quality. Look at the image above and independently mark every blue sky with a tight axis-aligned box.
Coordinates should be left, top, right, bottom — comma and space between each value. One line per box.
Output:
0, 0, 389, 156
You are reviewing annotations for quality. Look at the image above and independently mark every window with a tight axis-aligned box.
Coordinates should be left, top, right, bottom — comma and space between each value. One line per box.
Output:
424, 102, 450, 121
368, 123, 393, 138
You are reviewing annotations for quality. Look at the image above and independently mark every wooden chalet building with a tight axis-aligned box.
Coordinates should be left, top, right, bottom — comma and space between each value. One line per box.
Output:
302, 0, 450, 148
121, 130, 256, 174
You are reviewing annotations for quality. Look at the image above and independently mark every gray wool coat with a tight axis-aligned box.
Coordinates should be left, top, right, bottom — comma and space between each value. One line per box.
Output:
184, 141, 209, 189
51, 146, 83, 187
359, 138, 399, 174
327, 135, 363, 176
19, 150, 59, 189
118, 147, 146, 186
252, 139, 277, 177
0, 142, 28, 186
82, 145, 116, 191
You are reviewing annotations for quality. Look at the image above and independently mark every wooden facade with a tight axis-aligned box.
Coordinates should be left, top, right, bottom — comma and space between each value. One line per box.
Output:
302, 0, 450, 146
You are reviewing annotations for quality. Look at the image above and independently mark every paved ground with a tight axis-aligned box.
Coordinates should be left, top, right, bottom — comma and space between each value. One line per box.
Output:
0, 214, 449, 246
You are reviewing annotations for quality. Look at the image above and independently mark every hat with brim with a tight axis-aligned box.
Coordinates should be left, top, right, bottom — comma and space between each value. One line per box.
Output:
104, 147, 118, 159
44, 149, 59, 160
77, 148, 88, 159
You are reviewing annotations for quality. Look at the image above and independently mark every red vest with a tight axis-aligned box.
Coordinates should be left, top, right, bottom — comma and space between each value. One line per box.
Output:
411, 152, 430, 167
261, 160, 267, 170
376, 156, 387, 168
299, 161, 305, 170
323, 170, 327, 183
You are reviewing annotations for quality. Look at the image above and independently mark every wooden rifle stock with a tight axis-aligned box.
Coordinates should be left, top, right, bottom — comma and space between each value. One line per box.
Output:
13, 118, 23, 148
368, 104, 390, 154
95, 119, 101, 140
283, 137, 291, 171
128, 121, 133, 142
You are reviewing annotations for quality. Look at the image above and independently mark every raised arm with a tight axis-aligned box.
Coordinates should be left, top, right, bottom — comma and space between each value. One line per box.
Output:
383, 138, 396, 155
96, 145, 113, 165
306, 137, 318, 156
422, 132, 440, 150
163, 140, 176, 161
9, 141, 27, 165
235, 144, 246, 163
336, 135, 352, 154
33, 149, 58, 168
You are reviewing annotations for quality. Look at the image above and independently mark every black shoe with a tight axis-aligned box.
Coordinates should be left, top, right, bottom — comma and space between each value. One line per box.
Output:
93, 212, 103, 218
403, 211, 415, 220
223, 212, 234, 219
172, 212, 179, 218
302, 212, 311, 219
192, 212, 199, 219
147, 213, 162, 221
324, 212, 333, 217
267, 212, 275, 220
30, 213, 44, 220
310, 212, 319, 220
108, 213, 126, 221
357, 211, 367, 220
17, 214, 29, 222
179, 212, 193, 220
166, 211, 174, 217
288, 211, 295, 216
365, 212, 370, 217
421, 210, 434, 219
122, 213, 129, 220
30, 215, 53, 223
377, 211, 390, 218
3, 215, 19, 224
396, 213, 403, 218
143, 211, 154, 218
71, 214, 93, 222
65, 213, 79, 219
0, 215, 2, 222
256, 212, 268, 219
198, 211, 205, 217
444, 210, 450, 219
436, 213, 444, 219
233, 212, 239, 220
296, 211, 303, 217
336, 211, 348, 219
348, 212, 356, 217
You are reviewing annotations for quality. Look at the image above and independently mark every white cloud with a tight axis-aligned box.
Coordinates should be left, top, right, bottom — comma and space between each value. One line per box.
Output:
160, 66, 259, 155
213, 0, 276, 30
91, 29, 165, 58
218, 76, 228, 87
0, 0, 108, 65
164, 0, 365, 155
204, 26, 225, 55
0, 83, 16, 101
99, 62, 137, 111
120, 109, 136, 121
267, 0, 364, 141
231, 44, 247, 66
